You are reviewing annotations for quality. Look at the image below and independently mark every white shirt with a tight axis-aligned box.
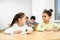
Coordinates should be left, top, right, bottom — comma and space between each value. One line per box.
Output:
4, 24, 33, 34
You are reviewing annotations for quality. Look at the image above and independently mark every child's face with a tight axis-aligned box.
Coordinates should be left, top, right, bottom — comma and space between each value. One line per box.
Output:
18, 15, 27, 25
30, 19, 35, 23
42, 13, 51, 22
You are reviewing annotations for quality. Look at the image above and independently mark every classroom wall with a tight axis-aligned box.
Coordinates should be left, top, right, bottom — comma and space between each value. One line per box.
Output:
0, 0, 59, 30
0, 0, 32, 30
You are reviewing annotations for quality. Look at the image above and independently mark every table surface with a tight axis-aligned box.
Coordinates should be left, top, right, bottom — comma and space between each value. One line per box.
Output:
0, 31, 60, 40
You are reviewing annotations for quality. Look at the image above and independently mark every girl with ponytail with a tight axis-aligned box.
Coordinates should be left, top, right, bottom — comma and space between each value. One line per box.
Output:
4, 12, 33, 34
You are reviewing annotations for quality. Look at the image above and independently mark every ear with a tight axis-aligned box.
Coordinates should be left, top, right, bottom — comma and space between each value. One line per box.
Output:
18, 18, 21, 21
49, 16, 51, 19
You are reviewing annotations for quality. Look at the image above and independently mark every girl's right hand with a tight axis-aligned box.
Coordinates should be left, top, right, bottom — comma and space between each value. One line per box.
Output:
45, 28, 51, 31
13, 30, 22, 34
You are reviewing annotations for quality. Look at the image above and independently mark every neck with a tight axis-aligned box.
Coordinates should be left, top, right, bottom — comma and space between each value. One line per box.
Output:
44, 21, 49, 24
17, 22, 23, 27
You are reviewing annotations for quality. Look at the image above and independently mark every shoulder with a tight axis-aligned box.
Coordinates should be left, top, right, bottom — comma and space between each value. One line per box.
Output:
49, 22, 57, 25
50, 22, 59, 28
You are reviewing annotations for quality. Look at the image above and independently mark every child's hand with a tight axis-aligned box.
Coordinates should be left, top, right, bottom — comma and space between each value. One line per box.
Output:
53, 28, 58, 32
27, 30, 33, 34
13, 30, 22, 34
45, 28, 51, 31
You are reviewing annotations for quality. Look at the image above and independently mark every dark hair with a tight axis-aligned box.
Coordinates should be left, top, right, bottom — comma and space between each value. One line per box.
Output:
26, 17, 28, 19
10, 12, 25, 27
43, 9, 53, 16
30, 16, 36, 20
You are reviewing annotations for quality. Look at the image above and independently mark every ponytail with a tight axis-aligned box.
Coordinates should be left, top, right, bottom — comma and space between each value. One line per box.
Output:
10, 12, 25, 27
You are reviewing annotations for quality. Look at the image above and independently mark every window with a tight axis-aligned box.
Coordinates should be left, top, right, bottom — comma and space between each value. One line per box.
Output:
55, 0, 60, 22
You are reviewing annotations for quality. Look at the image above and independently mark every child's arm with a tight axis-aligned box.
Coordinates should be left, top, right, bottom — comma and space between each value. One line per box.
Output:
4, 28, 14, 34
26, 26, 33, 34
4, 29, 22, 34
13, 30, 22, 34
53, 23, 59, 32
4, 27, 22, 34
36, 24, 44, 32
53, 27, 58, 32
45, 27, 53, 31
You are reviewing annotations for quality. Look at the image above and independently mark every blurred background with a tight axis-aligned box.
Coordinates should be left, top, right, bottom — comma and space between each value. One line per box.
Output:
0, 0, 60, 30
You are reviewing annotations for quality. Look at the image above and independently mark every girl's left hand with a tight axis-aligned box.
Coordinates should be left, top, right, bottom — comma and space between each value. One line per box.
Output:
27, 30, 33, 34
13, 30, 22, 34
53, 27, 58, 32
45, 28, 51, 31
53, 28, 58, 32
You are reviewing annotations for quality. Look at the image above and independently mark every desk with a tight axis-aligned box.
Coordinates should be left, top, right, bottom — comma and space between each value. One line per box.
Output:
0, 31, 60, 40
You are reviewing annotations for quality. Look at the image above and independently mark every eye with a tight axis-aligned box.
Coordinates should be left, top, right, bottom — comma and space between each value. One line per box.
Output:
42, 16, 46, 17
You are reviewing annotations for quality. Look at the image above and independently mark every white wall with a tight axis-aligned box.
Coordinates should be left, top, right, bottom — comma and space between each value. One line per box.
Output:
32, 0, 54, 23
32, 0, 45, 23
0, 0, 59, 30
0, 0, 32, 30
